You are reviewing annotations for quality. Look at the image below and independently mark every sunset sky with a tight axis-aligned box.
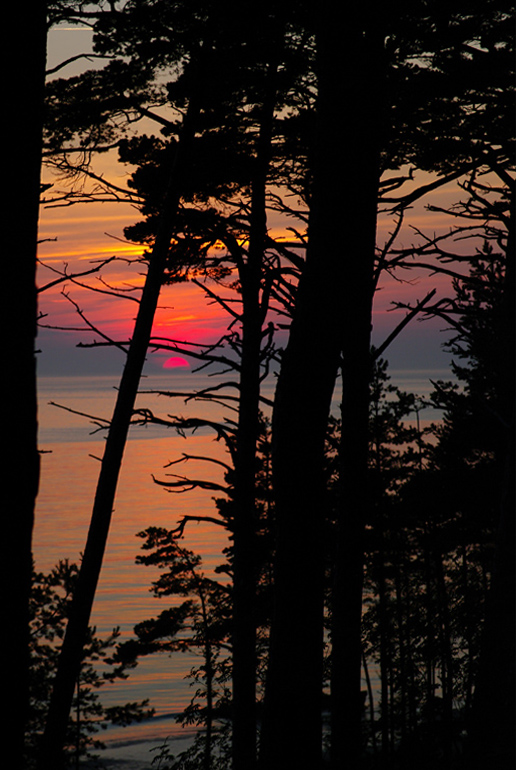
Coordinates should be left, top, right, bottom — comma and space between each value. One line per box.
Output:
38, 23, 469, 381
36, 165, 461, 380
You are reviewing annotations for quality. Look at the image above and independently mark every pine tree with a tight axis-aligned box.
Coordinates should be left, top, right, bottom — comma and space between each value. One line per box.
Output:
27, 561, 152, 768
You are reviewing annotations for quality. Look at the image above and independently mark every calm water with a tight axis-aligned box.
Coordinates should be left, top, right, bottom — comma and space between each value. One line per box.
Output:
34, 370, 443, 763
36, 374, 235, 761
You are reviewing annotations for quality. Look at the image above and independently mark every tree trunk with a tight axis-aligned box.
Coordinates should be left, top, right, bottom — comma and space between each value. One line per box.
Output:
231, 99, 271, 770
362, 648, 378, 758
258, 275, 337, 769
258, 75, 338, 770
2, 2, 46, 766
198, 581, 213, 770
435, 551, 454, 769
232, 25, 284, 769
37, 99, 199, 770
465, 189, 515, 770
231, 269, 261, 770
377, 526, 392, 763
259, 7, 381, 768
394, 563, 408, 755
329, 10, 382, 770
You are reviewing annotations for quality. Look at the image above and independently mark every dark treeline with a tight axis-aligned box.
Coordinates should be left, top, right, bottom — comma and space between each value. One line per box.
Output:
18, 1, 514, 768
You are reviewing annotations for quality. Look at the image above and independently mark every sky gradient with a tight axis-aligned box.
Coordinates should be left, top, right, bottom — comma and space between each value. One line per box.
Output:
37, 168, 461, 379
38, 25, 472, 381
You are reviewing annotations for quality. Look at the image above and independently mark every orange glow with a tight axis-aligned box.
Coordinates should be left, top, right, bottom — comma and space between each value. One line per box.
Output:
37, 157, 476, 368
37, 198, 234, 347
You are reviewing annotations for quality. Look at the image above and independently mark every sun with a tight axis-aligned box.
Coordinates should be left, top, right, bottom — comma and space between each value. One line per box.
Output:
163, 356, 190, 370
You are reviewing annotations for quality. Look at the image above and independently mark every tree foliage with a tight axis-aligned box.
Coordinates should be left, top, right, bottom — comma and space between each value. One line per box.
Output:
27, 561, 152, 768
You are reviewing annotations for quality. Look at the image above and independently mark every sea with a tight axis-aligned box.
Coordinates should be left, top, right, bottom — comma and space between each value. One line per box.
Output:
34, 369, 444, 767
36, 373, 235, 766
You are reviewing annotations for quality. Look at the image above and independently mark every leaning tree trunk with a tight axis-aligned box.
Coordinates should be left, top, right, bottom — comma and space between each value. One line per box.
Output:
37, 98, 200, 770
3, 3, 47, 767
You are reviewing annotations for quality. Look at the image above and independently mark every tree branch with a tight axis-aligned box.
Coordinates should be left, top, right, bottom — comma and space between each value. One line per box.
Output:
374, 289, 437, 360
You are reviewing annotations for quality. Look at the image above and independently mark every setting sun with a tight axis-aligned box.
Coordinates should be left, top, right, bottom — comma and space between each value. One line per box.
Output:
163, 356, 190, 369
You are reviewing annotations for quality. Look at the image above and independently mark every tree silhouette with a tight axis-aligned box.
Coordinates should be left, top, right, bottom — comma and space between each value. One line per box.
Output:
431, 232, 514, 768
131, 529, 232, 770
27, 560, 152, 768
36, 2, 514, 768
358, 177, 514, 768
3, 3, 46, 766
38, 66, 202, 770
40, 5, 308, 766
261, 4, 514, 767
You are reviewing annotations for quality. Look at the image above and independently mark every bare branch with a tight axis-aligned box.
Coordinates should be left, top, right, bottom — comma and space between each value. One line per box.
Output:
374, 289, 437, 360
152, 473, 229, 494
373, 211, 405, 290
380, 164, 479, 212
130, 409, 237, 458
164, 453, 233, 474
170, 515, 230, 539
142, 382, 240, 413
48, 401, 111, 434
37, 256, 118, 293
60, 292, 130, 353
191, 278, 242, 320
46, 53, 113, 76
